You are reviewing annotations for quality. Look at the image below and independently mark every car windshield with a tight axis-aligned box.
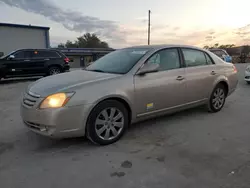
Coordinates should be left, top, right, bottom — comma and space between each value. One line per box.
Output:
85, 48, 151, 74
0, 50, 15, 59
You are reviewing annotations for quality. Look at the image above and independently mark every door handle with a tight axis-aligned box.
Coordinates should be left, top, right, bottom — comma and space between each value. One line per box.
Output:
176, 76, 185, 81
24, 60, 30, 62
44, 58, 50, 61
211, 71, 217, 75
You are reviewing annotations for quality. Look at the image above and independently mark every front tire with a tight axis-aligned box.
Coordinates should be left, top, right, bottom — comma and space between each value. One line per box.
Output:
86, 100, 129, 145
207, 84, 226, 113
246, 81, 250, 84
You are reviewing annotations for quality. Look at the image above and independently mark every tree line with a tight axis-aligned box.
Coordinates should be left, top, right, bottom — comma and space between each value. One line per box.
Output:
57, 33, 250, 55
57, 33, 110, 48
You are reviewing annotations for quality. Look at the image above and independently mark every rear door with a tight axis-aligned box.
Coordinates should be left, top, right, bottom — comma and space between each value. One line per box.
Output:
32, 50, 62, 73
29, 50, 50, 74
180, 48, 218, 102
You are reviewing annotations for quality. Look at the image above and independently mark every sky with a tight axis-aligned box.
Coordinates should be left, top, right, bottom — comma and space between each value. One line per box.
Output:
0, 0, 250, 48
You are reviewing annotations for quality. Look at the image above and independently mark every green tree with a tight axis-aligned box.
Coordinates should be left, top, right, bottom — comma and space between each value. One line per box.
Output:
58, 33, 109, 48
57, 43, 65, 48
203, 43, 236, 49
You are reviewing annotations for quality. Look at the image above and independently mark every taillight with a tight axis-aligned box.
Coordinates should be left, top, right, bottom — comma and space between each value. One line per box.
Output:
233, 65, 237, 73
64, 57, 70, 64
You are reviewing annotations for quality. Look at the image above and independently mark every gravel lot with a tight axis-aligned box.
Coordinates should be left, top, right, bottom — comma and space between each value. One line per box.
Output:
0, 64, 250, 188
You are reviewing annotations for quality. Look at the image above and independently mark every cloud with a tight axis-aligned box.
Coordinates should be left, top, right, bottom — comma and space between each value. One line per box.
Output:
1, 0, 250, 48
0, 0, 124, 42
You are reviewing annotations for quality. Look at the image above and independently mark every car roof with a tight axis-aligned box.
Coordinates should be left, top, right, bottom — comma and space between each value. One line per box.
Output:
17, 49, 60, 51
124, 44, 204, 51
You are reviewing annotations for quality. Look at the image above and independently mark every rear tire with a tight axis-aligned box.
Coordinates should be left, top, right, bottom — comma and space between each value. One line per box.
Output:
48, 66, 61, 76
207, 83, 226, 113
246, 81, 250, 84
86, 100, 129, 145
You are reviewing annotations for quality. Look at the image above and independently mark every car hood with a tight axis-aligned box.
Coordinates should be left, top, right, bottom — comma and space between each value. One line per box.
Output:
27, 70, 120, 97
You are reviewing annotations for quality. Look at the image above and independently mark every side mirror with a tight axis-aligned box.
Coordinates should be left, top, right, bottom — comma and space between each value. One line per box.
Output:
8, 55, 15, 60
137, 63, 159, 75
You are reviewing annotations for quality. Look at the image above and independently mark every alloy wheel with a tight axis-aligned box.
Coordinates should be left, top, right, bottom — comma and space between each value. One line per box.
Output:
212, 88, 225, 110
95, 107, 124, 141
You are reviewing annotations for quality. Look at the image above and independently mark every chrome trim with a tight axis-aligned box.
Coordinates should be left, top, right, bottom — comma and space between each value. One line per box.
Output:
137, 99, 207, 117
28, 91, 40, 98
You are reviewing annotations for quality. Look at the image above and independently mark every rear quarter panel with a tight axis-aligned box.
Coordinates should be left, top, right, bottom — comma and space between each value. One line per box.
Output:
212, 55, 238, 95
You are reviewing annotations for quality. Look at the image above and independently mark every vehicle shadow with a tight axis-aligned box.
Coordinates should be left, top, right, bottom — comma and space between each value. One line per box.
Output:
29, 105, 207, 153
0, 77, 42, 85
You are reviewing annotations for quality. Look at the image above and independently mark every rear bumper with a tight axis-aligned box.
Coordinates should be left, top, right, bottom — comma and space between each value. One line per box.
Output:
63, 65, 70, 72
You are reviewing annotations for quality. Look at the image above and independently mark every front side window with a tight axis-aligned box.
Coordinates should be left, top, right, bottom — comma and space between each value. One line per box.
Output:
146, 48, 180, 71
13, 51, 30, 59
204, 53, 214, 65
86, 48, 151, 74
182, 48, 207, 67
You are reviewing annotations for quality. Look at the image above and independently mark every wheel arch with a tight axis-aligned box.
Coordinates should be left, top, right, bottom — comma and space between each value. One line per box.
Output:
85, 95, 133, 132
211, 75, 229, 96
217, 80, 229, 96
48, 64, 63, 71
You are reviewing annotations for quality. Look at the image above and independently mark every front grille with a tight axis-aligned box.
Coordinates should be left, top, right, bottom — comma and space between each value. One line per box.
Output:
23, 91, 40, 108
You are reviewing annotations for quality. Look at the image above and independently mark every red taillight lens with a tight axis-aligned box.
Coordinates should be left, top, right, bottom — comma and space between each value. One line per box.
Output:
64, 57, 69, 64
233, 65, 237, 73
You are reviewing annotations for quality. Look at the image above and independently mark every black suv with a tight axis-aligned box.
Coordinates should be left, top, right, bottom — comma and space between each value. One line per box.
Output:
0, 49, 70, 80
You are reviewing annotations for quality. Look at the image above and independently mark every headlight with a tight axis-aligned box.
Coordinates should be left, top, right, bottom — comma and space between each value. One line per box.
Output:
246, 67, 250, 72
39, 92, 75, 109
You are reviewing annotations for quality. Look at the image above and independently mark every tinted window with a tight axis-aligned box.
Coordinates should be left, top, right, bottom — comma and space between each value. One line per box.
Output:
182, 49, 207, 67
205, 53, 214, 65
13, 51, 30, 59
210, 50, 227, 57
146, 48, 180, 71
86, 48, 151, 74
31, 50, 60, 58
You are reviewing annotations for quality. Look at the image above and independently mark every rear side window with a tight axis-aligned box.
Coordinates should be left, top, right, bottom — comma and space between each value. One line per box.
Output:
13, 51, 30, 59
204, 53, 214, 65
31, 50, 60, 58
182, 48, 207, 67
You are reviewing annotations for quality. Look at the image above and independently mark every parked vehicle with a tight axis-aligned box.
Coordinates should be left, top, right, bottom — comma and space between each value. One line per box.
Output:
209, 48, 232, 63
20, 45, 238, 145
0, 49, 70, 80
244, 65, 250, 84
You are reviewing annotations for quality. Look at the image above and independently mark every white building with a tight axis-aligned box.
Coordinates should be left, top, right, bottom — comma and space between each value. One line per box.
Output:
0, 23, 50, 55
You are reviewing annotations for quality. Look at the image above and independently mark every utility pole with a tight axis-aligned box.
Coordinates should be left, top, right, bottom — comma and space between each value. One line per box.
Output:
148, 10, 151, 45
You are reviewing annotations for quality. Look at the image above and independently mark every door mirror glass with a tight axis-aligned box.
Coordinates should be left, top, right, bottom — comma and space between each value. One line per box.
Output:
137, 63, 159, 75
8, 55, 15, 60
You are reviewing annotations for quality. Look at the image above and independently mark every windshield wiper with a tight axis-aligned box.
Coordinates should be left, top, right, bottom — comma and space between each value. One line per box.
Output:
87, 69, 105, 73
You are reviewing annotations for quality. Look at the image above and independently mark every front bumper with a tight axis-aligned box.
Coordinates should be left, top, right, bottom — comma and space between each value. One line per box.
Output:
244, 70, 250, 81
20, 93, 93, 138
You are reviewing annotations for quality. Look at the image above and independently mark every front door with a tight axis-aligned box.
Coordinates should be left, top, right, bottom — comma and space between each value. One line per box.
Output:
134, 48, 187, 116
5, 50, 35, 76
